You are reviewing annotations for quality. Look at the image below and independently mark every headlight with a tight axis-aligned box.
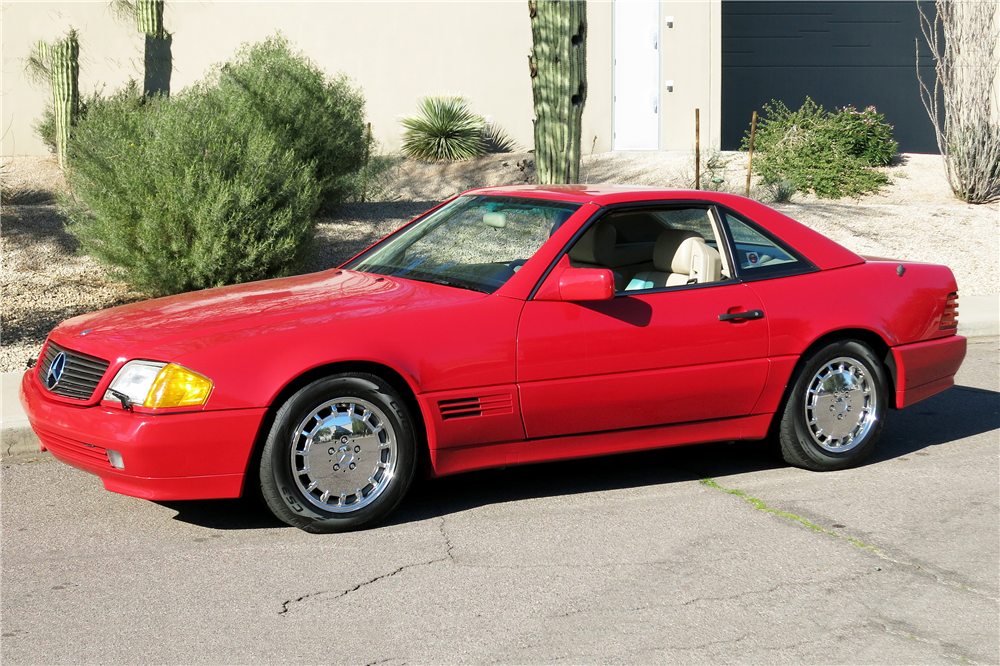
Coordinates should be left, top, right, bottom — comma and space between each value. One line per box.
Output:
105, 361, 213, 409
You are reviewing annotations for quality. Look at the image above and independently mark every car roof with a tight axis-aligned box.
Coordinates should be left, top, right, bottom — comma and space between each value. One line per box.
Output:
463, 184, 865, 272
462, 184, 748, 207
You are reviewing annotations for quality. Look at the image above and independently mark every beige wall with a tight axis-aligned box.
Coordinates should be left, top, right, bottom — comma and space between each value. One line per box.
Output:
1, 1, 717, 158
659, 0, 721, 151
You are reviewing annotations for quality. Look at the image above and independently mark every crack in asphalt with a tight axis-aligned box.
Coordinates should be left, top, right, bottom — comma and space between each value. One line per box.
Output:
871, 618, 988, 665
281, 517, 457, 616
279, 556, 448, 616
439, 515, 456, 563
700, 477, 999, 602
362, 658, 395, 666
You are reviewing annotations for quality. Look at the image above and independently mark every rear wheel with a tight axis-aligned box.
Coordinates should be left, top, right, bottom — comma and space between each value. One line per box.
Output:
778, 340, 887, 471
260, 373, 417, 532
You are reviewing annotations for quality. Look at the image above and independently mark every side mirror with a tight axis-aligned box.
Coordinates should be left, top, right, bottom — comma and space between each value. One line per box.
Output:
536, 267, 615, 302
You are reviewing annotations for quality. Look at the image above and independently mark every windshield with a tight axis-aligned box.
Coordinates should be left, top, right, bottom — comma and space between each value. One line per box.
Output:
345, 195, 581, 293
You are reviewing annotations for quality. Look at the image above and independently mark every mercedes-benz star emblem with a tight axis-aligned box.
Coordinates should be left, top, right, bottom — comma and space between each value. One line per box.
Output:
45, 352, 67, 390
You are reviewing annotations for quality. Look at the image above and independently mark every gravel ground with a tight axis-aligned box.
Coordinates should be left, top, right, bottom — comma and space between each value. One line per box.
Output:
2, 152, 997, 373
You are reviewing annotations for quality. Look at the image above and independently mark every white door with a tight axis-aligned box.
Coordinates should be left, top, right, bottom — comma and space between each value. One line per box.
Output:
613, 0, 660, 151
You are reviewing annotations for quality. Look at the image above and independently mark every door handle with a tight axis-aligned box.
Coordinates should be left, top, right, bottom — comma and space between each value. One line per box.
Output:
718, 309, 764, 322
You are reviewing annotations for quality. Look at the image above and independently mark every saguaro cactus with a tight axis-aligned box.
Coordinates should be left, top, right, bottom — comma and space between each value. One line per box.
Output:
112, 0, 172, 97
26, 29, 80, 168
528, 0, 587, 184
137, 0, 171, 97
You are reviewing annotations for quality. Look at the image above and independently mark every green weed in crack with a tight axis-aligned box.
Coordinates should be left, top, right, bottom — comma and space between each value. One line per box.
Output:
699, 477, 884, 555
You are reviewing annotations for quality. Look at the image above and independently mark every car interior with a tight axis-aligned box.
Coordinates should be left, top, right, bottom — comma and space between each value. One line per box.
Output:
566, 207, 731, 292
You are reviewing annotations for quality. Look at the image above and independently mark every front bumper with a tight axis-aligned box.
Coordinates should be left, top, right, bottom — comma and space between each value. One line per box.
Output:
892, 334, 967, 409
20, 370, 268, 501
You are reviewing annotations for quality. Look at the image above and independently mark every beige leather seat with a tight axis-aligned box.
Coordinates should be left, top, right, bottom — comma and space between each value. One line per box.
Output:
626, 229, 722, 290
568, 221, 626, 290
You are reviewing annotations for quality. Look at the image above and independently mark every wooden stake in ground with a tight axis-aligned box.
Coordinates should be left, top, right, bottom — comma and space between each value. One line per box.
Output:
745, 110, 758, 197
694, 108, 700, 190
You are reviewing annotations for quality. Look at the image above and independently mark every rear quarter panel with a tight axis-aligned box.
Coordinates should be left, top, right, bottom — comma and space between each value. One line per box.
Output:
746, 260, 960, 414
747, 260, 958, 357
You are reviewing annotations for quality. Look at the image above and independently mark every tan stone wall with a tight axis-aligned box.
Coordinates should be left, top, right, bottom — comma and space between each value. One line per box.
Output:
1, 1, 717, 158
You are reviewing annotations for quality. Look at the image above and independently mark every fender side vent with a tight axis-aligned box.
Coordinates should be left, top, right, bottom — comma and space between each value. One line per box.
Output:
438, 394, 514, 420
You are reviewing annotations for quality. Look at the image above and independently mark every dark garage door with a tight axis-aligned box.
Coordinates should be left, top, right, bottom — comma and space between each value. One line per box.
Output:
722, 1, 939, 153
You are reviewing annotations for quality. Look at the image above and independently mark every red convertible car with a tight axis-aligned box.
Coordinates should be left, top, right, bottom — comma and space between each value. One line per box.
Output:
21, 186, 966, 532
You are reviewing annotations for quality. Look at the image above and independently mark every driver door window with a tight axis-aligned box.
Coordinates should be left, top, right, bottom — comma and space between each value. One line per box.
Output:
565, 207, 732, 292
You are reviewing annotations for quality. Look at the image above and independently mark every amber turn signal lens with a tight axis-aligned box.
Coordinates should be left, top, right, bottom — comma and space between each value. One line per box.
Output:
145, 364, 213, 408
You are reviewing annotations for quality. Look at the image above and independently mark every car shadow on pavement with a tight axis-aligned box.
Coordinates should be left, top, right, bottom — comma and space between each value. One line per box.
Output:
160, 382, 998, 531
871, 384, 1000, 464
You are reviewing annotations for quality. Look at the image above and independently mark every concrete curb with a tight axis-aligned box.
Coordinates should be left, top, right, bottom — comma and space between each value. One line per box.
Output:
3, 294, 997, 460
957, 295, 1000, 339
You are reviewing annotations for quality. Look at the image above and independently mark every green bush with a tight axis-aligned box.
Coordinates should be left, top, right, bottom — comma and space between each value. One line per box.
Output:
62, 35, 366, 296
744, 98, 896, 199
401, 96, 487, 161
834, 105, 898, 167
208, 35, 368, 209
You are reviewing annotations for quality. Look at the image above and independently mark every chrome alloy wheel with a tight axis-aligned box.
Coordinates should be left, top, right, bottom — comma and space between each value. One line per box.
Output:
803, 357, 878, 453
290, 397, 397, 513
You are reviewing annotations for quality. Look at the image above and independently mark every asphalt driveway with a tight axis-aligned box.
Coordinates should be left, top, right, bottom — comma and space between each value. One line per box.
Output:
2, 338, 997, 665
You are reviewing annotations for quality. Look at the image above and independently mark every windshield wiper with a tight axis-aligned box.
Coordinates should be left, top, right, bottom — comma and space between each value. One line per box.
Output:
414, 275, 490, 293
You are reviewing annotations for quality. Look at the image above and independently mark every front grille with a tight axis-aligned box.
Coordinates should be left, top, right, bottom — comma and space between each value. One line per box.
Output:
38, 341, 110, 401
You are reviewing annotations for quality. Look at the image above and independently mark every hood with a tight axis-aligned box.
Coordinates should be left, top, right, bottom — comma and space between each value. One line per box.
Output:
49, 270, 485, 362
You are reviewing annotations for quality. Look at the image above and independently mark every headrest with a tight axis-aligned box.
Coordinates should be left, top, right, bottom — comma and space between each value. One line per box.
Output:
652, 229, 703, 272
569, 221, 617, 266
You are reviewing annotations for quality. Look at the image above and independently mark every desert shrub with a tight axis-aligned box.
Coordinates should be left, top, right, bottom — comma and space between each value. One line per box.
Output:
401, 96, 487, 161
767, 179, 798, 203
61, 35, 367, 296
744, 98, 895, 198
206, 35, 367, 209
834, 105, 898, 167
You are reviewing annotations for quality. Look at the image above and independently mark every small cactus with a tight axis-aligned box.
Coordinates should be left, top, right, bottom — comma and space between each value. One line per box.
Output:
528, 0, 587, 184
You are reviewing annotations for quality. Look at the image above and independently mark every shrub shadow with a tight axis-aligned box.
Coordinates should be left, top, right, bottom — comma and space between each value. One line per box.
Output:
1, 204, 79, 254
2, 187, 59, 206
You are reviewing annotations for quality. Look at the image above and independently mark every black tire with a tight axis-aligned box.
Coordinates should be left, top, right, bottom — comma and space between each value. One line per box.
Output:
778, 340, 888, 471
260, 373, 417, 533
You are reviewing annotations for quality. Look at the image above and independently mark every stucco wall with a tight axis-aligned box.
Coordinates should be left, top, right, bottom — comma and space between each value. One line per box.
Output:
2, 1, 718, 158
659, 0, 721, 151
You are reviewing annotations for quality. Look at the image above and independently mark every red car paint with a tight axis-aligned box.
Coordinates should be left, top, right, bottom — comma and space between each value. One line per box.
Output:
20, 187, 966, 500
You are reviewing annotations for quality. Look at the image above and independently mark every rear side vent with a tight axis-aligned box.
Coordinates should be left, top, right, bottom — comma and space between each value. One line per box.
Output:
438, 394, 514, 420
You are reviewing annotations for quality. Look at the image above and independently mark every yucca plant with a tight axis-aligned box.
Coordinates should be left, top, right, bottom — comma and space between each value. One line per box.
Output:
400, 96, 486, 161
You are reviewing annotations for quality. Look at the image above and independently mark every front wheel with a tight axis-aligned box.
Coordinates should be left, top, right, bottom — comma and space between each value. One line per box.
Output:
260, 373, 417, 533
778, 340, 887, 471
